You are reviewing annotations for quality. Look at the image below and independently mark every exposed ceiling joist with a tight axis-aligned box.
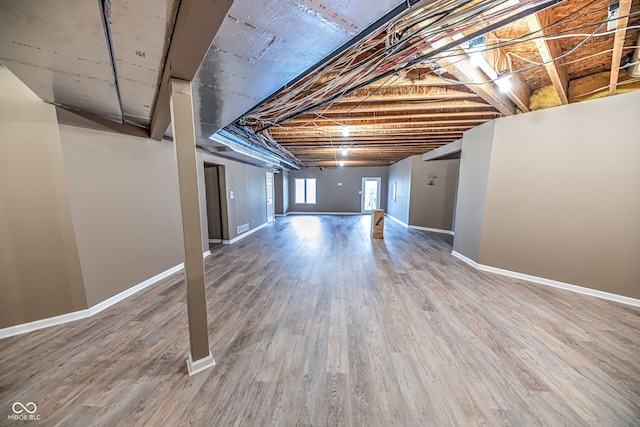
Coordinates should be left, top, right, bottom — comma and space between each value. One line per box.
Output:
149, 0, 233, 140
307, 100, 494, 115
433, 40, 516, 116
336, 86, 476, 103
526, 10, 569, 104
457, 40, 532, 112
609, 0, 633, 95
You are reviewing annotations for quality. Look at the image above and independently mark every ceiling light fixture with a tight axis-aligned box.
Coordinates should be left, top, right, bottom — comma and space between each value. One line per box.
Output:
339, 161, 345, 167
342, 148, 348, 156
341, 126, 350, 137
496, 74, 513, 93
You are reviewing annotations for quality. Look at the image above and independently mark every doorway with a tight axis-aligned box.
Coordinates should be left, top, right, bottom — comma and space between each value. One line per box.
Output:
266, 172, 275, 223
204, 163, 226, 244
361, 177, 381, 214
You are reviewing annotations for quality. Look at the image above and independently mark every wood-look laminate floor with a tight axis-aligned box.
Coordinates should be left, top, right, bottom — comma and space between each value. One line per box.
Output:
1, 215, 639, 426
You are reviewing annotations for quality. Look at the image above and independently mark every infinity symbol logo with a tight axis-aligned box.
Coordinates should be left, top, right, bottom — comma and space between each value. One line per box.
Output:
12, 402, 37, 414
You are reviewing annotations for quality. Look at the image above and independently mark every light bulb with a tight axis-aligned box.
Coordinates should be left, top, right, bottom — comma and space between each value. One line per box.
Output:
339, 161, 345, 167
496, 74, 512, 93
470, 51, 483, 67
341, 126, 350, 137
342, 148, 348, 156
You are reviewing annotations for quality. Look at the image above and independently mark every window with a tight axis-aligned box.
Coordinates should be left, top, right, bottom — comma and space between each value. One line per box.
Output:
295, 178, 316, 204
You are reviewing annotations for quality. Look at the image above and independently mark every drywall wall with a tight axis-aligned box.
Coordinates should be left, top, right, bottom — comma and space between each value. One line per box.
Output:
197, 151, 270, 243
452, 121, 495, 261
274, 171, 285, 215
288, 166, 389, 213
57, 109, 184, 307
0, 66, 87, 328
408, 157, 459, 231
387, 157, 412, 224
479, 91, 640, 299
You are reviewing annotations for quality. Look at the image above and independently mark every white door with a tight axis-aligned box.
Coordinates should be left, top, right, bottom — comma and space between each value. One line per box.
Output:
361, 177, 381, 214
266, 172, 275, 223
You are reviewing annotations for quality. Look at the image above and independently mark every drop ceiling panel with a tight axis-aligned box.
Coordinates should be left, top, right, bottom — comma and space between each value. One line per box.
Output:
193, 0, 403, 139
109, 0, 180, 127
0, 0, 122, 122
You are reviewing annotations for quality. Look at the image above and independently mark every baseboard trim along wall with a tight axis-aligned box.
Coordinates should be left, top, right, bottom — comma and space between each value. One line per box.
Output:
385, 214, 408, 227
0, 250, 213, 339
223, 222, 269, 245
451, 250, 640, 308
385, 215, 454, 235
408, 225, 454, 235
287, 211, 362, 216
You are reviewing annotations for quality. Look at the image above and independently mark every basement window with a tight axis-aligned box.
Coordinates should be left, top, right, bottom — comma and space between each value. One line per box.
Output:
295, 178, 316, 204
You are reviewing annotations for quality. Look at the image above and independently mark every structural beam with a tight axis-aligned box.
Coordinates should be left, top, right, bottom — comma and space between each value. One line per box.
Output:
609, 0, 632, 95
150, 0, 233, 140
170, 78, 214, 376
526, 10, 569, 104
433, 40, 516, 116
456, 35, 531, 112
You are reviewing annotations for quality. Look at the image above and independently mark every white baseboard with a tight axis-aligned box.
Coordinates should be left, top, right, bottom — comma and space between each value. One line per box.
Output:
287, 211, 361, 216
385, 214, 408, 227
275, 213, 289, 217
451, 251, 640, 308
223, 221, 269, 245
409, 225, 454, 235
208, 239, 222, 244
0, 250, 213, 339
187, 352, 216, 376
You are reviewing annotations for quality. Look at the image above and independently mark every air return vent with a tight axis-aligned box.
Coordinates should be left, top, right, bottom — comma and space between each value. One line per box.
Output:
237, 223, 250, 234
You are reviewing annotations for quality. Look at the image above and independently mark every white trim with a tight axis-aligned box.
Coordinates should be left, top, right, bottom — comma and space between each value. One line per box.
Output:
0, 250, 213, 339
223, 222, 269, 245
87, 264, 184, 317
408, 225, 454, 235
275, 213, 289, 217
287, 211, 361, 216
451, 251, 640, 308
187, 352, 216, 376
208, 239, 222, 244
385, 214, 408, 227
451, 250, 479, 268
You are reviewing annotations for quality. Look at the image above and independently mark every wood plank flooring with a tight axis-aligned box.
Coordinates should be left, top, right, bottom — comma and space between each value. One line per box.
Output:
1, 215, 639, 426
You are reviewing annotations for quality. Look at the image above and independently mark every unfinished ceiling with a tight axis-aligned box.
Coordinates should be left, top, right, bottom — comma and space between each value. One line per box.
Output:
1, 0, 638, 169
236, 0, 640, 167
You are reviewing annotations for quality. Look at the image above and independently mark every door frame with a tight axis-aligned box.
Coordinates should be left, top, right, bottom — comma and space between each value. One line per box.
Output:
266, 171, 275, 223
361, 177, 381, 214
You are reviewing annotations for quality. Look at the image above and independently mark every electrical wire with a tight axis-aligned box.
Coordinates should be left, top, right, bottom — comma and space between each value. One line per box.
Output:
240, 0, 640, 131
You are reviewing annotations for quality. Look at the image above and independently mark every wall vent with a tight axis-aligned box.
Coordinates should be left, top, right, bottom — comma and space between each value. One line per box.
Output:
237, 223, 250, 234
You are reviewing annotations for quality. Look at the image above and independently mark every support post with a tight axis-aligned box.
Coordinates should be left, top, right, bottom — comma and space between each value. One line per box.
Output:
169, 77, 215, 376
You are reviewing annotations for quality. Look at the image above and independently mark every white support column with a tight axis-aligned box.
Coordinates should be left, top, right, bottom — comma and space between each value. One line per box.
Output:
169, 77, 215, 376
